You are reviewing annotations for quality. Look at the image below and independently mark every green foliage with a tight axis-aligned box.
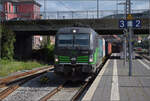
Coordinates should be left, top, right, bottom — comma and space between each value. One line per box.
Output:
47, 36, 50, 46
141, 40, 149, 49
1, 26, 16, 60
32, 44, 54, 64
134, 40, 149, 49
0, 59, 45, 77
43, 44, 54, 62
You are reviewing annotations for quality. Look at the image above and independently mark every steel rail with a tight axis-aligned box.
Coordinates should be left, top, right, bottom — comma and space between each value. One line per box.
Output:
71, 55, 110, 101
142, 55, 150, 61
71, 81, 89, 101
39, 81, 67, 101
0, 66, 53, 88
38, 55, 109, 101
0, 69, 51, 100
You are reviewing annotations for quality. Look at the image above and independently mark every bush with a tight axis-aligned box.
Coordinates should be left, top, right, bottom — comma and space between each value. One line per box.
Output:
1, 26, 16, 60
43, 44, 54, 62
32, 44, 54, 64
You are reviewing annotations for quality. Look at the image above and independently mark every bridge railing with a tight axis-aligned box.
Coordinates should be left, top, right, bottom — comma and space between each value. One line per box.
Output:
40, 9, 150, 19
1, 9, 149, 20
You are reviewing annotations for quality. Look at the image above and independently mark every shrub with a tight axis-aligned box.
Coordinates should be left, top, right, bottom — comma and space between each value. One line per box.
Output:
1, 26, 16, 60
32, 44, 54, 64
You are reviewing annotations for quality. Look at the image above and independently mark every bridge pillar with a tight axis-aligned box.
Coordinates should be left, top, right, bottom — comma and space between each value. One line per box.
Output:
14, 34, 32, 59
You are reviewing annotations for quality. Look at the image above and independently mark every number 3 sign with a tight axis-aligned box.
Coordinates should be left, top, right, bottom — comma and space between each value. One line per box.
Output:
119, 19, 141, 28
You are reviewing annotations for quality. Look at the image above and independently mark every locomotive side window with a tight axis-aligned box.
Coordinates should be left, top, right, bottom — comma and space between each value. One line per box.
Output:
74, 34, 89, 46
58, 34, 73, 47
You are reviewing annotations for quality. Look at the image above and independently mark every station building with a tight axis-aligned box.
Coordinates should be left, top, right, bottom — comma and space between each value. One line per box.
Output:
1, 0, 41, 20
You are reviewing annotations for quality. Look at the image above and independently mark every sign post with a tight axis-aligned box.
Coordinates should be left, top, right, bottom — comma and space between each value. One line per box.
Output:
119, 2, 143, 76
119, 18, 141, 76
119, 0, 142, 76
128, 21, 133, 77
126, 0, 133, 76
123, 29, 127, 65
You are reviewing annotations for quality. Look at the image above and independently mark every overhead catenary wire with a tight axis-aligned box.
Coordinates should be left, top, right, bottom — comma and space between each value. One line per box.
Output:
35, 0, 150, 1
58, 0, 74, 11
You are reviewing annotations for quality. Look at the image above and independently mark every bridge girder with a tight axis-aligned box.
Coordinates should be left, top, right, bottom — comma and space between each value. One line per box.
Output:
3, 18, 150, 35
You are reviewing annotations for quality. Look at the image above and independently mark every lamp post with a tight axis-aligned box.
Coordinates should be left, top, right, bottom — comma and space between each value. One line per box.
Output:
44, 0, 46, 19
148, 35, 150, 56
97, 0, 99, 18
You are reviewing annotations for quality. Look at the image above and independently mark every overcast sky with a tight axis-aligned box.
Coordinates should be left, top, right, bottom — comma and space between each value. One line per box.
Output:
36, 0, 150, 11
35, 0, 150, 19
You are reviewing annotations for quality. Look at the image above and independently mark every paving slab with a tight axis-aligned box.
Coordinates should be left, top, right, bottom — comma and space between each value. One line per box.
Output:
82, 53, 150, 101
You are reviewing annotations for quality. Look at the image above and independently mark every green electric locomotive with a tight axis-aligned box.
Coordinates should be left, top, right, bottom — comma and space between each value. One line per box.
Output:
54, 27, 104, 76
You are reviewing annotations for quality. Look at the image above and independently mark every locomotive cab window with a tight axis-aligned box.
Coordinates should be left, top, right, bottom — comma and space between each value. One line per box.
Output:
57, 33, 89, 47
74, 34, 89, 47
58, 34, 73, 47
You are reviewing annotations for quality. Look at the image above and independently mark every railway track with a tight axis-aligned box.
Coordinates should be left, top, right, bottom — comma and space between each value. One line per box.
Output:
142, 55, 150, 61
39, 81, 67, 101
40, 79, 91, 101
0, 66, 53, 88
1, 76, 91, 101
0, 66, 53, 100
39, 59, 107, 101
0, 56, 109, 101
0, 70, 100, 101
136, 52, 150, 61
71, 80, 90, 101
136, 53, 150, 62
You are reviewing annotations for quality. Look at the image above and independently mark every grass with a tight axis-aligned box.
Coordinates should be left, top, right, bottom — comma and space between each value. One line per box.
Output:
0, 59, 46, 77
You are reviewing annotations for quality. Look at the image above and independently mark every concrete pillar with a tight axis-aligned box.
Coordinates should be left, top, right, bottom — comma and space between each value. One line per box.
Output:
14, 34, 32, 59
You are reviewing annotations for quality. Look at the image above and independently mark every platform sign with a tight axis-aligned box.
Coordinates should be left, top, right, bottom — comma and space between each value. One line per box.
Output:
119, 19, 141, 28
133, 20, 141, 28
119, 20, 127, 28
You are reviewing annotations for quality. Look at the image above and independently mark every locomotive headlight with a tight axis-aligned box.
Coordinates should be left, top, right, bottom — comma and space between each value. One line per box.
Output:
73, 29, 76, 33
55, 55, 59, 62
89, 55, 94, 62
55, 58, 59, 62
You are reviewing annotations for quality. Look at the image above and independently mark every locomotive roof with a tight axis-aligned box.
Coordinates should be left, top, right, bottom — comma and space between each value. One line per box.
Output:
57, 27, 95, 34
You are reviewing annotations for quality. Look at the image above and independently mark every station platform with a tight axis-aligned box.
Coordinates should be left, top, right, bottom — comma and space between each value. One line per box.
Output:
82, 53, 150, 101
143, 55, 150, 61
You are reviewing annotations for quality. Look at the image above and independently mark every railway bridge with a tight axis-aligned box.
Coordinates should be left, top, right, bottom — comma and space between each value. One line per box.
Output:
3, 18, 149, 35
2, 17, 150, 58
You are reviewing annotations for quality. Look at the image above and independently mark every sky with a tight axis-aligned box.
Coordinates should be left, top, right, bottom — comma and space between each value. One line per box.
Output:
35, 0, 150, 19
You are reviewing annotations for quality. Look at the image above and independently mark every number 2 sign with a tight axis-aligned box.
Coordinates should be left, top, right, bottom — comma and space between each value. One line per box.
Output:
119, 19, 141, 28
133, 20, 141, 28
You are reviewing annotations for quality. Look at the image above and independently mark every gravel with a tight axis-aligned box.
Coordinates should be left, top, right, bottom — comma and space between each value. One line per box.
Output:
48, 83, 81, 101
0, 87, 8, 92
3, 71, 65, 101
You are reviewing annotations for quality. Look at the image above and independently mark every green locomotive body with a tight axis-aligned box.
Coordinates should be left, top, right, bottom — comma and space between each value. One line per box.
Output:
54, 27, 104, 75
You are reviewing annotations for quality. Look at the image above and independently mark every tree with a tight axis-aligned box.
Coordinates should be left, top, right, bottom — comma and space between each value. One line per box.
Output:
1, 26, 16, 60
